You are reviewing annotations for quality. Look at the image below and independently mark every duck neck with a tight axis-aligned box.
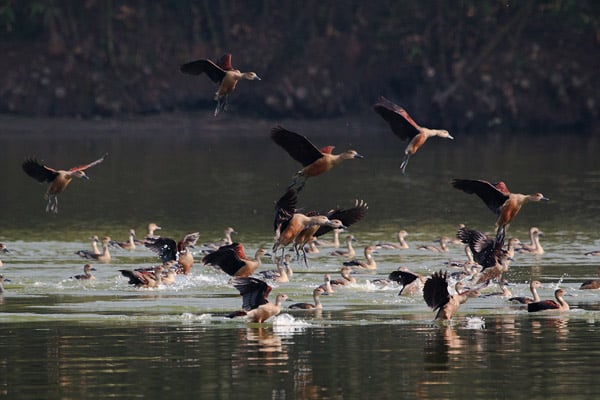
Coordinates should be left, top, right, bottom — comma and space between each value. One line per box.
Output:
531, 285, 540, 302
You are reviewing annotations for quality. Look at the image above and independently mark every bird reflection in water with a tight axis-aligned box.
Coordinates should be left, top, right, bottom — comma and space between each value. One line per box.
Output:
234, 327, 289, 373
530, 317, 569, 347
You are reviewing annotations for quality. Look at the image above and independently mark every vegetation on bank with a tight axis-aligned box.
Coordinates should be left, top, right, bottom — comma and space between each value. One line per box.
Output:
0, 0, 597, 131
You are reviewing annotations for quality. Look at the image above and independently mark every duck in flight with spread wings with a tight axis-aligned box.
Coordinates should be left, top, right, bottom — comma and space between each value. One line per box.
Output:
22, 153, 108, 213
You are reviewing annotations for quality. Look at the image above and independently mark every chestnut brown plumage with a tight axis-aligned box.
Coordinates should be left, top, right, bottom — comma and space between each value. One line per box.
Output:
373, 96, 453, 174
22, 153, 108, 213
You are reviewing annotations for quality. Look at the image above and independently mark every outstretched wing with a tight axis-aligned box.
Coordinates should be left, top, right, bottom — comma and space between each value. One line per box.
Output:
270, 125, 324, 167
145, 237, 178, 263
202, 247, 246, 276
180, 58, 226, 83
22, 158, 58, 183
69, 153, 108, 172
388, 270, 419, 286
373, 96, 421, 140
314, 199, 368, 237
423, 270, 450, 311
451, 178, 509, 215
457, 226, 503, 269
232, 277, 272, 310
274, 188, 299, 233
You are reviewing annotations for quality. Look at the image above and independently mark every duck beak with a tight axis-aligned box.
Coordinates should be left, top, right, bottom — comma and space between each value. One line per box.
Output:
254, 75, 262, 80
354, 153, 364, 159
448, 135, 454, 140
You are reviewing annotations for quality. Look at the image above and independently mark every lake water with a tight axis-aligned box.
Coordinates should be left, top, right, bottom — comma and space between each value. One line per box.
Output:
1, 113, 600, 399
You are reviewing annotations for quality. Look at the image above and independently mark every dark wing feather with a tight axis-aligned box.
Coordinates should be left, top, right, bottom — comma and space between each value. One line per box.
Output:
180, 59, 226, 83
373, 96, 421, 140
388, 270, 419, 286
451, 179, 509, 215
457, 226, 503, 269
314, 200, 368, 237
528, 300, 559, 312
119, 269, 149, 286
270, 125, 324, 167
423, 270, 450, 311
274, 188, 298, 233
232, 277, 272, 310
202, 248, 246, 276
22, 159, 58, 183
68, 153, 108, 172
145, 237, 178, 263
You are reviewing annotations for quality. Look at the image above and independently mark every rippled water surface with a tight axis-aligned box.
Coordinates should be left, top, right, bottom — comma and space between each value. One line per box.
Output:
1, 114, 600, 399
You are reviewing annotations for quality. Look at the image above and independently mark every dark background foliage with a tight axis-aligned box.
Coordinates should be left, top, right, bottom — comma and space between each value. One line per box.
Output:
0, 0, 597, 131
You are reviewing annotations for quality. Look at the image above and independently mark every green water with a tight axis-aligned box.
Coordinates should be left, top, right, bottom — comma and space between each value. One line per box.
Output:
1, 113, 600, 399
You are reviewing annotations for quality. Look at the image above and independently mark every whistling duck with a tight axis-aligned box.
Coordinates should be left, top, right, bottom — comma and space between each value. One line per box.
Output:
77, 237, 112, 263
447, 245, 476, 269
259, 257, 290, 283
481, 280, 513, 298
458, 226, 513, 285
423, 270, 481, 320
314, 228, 342, 249
330, 266, 356, 286
0, 243, 10, 268
229, 277, 288, 323
343, 245, 378, 270
119, 265, 175, 288
518, 227, 544, 255
452, 178, 549, 243
387, 267, 426, 295
584, 250, 600, 256
373, 96, 453, 174
115, 229, 136, 251
457, 226, 512, 281
527, 289, 569, 312
270, 125, 363, 191
272, 188, 346, 261
22, 153, 108, 213
180, 53, 261, 116
331, 235, 357, 259
378, 230, 409, 250
146, 223, 161, 239
134, 223, 161, 245
203, 243, 268, 277
289, 287, 327, 310
258, 253, 294, 280
579, 268, 600, 290
145, 232, 200, 275
294, 199, 368, 257
509, 280, 542, 303
70, 264, 96, 280
75, 235, 101, 258
418, 236, 450, 252
319, 274, 335, 294
204, 227, 236, 251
